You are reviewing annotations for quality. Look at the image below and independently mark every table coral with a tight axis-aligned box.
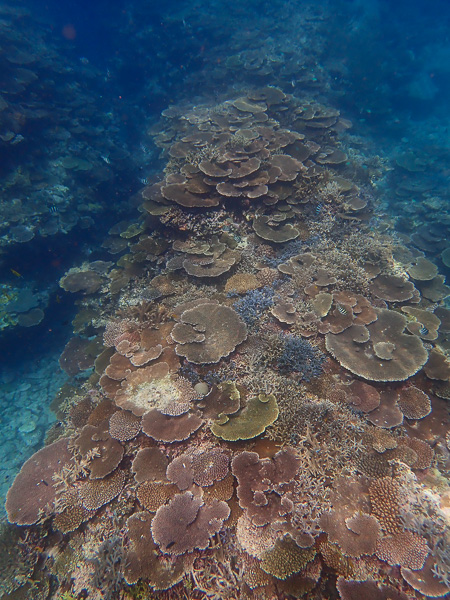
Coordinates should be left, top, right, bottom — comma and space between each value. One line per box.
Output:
325, 308, 428, 381
79, 469, 125, 511
6, 438, 74, 526
376, 531, 429, 570
211, 393, 279, 441
172, 302, 247, 363
151, 491, 230, 555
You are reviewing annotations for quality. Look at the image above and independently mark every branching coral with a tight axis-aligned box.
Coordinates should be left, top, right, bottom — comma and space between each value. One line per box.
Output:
233, 286, 275, 327
273, 333, 326, 381
90, 536, 125, 598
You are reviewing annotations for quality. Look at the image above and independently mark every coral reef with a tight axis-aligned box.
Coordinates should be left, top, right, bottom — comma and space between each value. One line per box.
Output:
2, 2, 450, 598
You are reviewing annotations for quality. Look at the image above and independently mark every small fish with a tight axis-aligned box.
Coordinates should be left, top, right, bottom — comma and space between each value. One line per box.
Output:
419, 326, 428, 336
337, 304, 348, 316
140, 177, 149, 185
79, 57, 89, 65
55, 295, 61, 304
10, 269, 22, 278
166, 541, 176, 549
49, 205, 58, 214
140, 142, 150, 154
315, 203, 323, 214
101, 155, 111, 164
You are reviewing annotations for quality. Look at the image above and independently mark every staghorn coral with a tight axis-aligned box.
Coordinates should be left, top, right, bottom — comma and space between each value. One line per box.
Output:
233, 286, 275, 327
0, 523, 40, 597
273, 333, 326, 381
90, 536, 125, 599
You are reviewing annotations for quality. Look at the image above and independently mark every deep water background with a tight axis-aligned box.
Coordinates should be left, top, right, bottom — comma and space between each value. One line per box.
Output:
1, 0, 449, 512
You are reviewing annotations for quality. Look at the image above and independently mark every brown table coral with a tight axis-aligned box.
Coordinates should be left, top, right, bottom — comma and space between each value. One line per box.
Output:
150, 491, 230, 555
325, 308, 428, 381
171, 301, 247, 364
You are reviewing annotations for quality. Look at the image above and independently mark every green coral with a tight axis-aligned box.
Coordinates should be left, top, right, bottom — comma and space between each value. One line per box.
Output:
0, 283, 19, 330
260, 536, 316, 580
210, 393, 279, 441
124, 581, 158, 599
57, 593, 78, 600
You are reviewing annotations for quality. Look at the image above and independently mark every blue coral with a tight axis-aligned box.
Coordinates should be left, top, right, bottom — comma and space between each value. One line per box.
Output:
233, 286, 274, 327
264, 239, 304, 268
275, 334, 326, 381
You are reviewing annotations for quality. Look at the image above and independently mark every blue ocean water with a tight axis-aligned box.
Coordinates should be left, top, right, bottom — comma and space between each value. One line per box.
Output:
0, 0, 449, 598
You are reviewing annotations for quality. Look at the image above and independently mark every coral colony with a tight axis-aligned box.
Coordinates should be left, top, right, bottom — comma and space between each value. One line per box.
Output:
0, 2, 449, 600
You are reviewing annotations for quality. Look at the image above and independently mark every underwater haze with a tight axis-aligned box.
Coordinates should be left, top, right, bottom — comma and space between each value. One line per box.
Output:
0, 0, 449, 598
